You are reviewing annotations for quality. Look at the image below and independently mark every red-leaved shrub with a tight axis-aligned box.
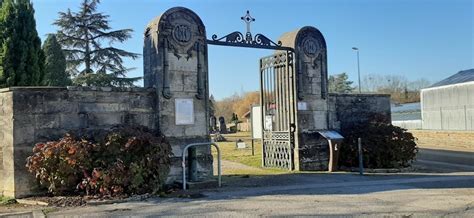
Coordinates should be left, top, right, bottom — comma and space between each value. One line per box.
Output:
26, 126, 171, 196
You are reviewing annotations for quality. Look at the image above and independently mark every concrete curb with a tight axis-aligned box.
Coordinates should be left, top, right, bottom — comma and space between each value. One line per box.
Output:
16, 199, 49, 206
339, 167, 414, 173
86, 194, 151, 206
0, 210, 45, 218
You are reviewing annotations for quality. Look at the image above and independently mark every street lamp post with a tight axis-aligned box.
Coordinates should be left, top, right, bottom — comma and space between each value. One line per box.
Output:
352, 47, 361, 93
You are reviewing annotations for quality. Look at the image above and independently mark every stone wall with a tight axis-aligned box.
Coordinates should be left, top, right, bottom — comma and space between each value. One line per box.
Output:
330, 93, 392, 131
297, 93, 391, 171
0, 91, 13, 196
0, 87, 156, 197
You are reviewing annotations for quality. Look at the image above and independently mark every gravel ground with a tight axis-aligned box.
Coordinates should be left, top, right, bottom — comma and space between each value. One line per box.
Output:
411, 130, 474, 152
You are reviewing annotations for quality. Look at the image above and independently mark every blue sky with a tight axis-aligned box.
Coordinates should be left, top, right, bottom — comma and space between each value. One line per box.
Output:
33, 0, 473, 100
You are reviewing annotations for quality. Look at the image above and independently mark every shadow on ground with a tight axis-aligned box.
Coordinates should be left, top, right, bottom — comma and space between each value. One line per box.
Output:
170, 171, 474, 200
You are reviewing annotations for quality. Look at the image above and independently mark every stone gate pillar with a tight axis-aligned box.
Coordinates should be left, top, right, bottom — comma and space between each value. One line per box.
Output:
143, 7, 211, 182
279, 26, 336, 171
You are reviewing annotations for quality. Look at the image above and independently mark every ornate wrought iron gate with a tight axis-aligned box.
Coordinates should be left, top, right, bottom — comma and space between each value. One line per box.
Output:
260, 51, 296, 170
205, 10, 297, 170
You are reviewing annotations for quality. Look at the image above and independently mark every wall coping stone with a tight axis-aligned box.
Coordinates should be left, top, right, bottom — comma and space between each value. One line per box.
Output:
329, 93, 391, 97
0, 86, 156, 93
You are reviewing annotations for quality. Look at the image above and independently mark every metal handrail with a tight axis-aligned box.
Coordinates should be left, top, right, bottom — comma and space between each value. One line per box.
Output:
182, 142, 221, 190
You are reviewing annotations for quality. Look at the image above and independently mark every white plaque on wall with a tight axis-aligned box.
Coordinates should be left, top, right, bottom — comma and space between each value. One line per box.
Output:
298, 101, 308, 110
175, 98, 194, 125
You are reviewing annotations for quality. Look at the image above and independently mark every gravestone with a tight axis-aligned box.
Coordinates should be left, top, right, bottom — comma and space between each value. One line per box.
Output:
210, 115, 217, 133
218, 116, 227, 134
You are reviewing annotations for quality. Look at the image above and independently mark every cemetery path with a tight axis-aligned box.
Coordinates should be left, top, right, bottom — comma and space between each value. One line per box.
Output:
214, 160, 271, 175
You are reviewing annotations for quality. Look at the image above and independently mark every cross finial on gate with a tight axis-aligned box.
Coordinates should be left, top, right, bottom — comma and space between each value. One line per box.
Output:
241, 10, 255, 42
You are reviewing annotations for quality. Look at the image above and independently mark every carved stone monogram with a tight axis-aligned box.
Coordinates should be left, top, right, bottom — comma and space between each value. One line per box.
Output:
161, 10, 205, 60
302, 37, 318, 57
168, 21, 198, 59
173, 24, 192, 44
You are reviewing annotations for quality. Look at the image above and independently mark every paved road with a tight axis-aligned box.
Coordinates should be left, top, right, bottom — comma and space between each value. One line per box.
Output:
48, 172, 474, 217
415, 148, 474, 172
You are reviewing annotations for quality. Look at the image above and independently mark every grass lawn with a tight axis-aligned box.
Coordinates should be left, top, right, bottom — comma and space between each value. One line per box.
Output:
212, 132, 287, 175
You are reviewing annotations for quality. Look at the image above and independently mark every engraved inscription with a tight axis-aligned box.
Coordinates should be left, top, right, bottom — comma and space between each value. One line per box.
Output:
173, 24, 192, 43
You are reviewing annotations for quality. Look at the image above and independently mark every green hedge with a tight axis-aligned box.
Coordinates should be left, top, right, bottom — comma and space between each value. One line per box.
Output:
339, 122, 418, 169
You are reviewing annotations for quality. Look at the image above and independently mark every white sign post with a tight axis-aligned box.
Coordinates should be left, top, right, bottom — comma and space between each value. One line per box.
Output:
251, 105, 262, 139
250, 105, 262, 156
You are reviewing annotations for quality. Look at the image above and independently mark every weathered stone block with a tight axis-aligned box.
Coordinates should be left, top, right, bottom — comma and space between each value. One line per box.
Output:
297, 111, 315, 130
68, 91, 96, 103
168, 55, 198, 72
312, 111, 328, 130
183, 72, 198, 92
12, 146, 33, 170
160, 115, 186, 137
2, 169, 15, 197
35, 128, 67, 142
13, 125, 35, 145
59, 113, 84, 129
2, 146, 14, 170
169, 71, 185, 92
43, 101, 77, 114
87, 113, 124, 127
35, 114, 61, 129
298, 131, 329, 171
12, 91, 45, 114
79, 103, 122, 113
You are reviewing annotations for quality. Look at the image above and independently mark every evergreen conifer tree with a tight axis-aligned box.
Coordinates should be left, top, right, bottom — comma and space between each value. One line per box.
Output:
329, 73, 355, 94
54, 0, 140, 87
42, 34, 71, 86
0, 0, 44, 88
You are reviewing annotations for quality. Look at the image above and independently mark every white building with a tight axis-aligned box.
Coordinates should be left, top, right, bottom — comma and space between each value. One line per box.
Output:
421, 69, 474, 131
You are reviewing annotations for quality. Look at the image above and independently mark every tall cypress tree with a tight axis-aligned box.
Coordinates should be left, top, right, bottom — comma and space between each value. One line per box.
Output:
0, 0, 44, 88
54, 0, 140, 87
42, 34, 71, 86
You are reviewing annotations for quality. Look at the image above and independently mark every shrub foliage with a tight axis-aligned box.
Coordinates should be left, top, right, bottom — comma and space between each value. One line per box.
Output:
26, 126, 171, 196
339, 122, 418, 169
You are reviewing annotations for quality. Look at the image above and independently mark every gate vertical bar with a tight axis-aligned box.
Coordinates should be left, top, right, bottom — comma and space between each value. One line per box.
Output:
287, 50, 293, 170
278, 62, 282, 131
275, 58, 279, 131
260, 58, 265, 167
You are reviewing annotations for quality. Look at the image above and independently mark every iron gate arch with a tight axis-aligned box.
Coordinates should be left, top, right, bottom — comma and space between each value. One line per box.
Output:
206, 11, 296, 170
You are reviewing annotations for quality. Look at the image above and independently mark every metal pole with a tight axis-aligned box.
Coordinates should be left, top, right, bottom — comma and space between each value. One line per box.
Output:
357, 50, 361, 93
358, 138, 364, 176
182, 142, 221, 190
251, 139, 255, 156
250, 104, 255, 156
